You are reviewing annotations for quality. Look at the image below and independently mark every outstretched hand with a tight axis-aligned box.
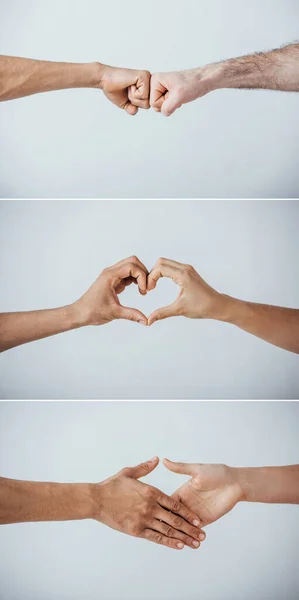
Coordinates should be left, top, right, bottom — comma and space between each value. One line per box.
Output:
164, 459, 243, 526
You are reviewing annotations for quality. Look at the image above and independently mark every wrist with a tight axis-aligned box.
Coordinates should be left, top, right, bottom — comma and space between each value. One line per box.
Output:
234, 468, 257, 502
92, 62, 110, 90
193, 62, 225, 95
68, 299, 95, 328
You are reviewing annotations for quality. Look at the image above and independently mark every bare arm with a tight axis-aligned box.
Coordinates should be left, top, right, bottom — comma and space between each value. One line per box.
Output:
165, 460, 299, 528
147, 258, 299, 354
217, 296, 299, 355
209, 42, 299, 93
150, 43, 299, 116
0, 459, 205, 551
0, 56, 150, 114
237, 464, 299, 504
0, 256, 148, 352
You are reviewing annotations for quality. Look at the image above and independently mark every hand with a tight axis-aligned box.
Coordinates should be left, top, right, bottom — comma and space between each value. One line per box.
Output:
147, 257, 222, 325
74, 256, 149, 326
150, 68, 213, 117
91, 457, 205, 550
98, 64, 151, 115
164, 459, 243, 527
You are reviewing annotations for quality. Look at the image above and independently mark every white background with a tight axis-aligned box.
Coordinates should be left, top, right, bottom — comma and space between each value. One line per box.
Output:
0, 401, 299, 600
0, 0, 299, 198
0, 200, 298, 399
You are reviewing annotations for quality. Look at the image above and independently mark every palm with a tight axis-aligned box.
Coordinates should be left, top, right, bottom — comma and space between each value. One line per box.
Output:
172, 465, 242, 526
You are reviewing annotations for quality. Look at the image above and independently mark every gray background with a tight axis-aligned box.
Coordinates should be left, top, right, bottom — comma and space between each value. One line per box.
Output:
0, 199, 298, 399
0, 401, 299, 599
0, 0, 299, 198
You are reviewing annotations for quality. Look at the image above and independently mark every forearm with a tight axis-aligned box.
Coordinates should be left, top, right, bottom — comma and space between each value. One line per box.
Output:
0, 56, 105, 101
197, 43, 299, 95
0, 477, 94, 524
0, 303, 86, 352
235, 465, 299, 504
214, 295, 299, 354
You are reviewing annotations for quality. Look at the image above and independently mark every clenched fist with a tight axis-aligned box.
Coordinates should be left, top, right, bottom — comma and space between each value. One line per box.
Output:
98, 64, 151, 115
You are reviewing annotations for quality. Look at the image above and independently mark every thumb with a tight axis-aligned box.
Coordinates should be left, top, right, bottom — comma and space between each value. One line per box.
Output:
161, 91, 181, 117
163, 458, 198, 477
116, 304, 147, 326
148, 302, 178, 326
124, 457, 159, 479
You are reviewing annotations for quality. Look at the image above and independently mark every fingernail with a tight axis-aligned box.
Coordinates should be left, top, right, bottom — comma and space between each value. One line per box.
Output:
177, 543, 184, 549
199, 533, 205, 541
192, 519, 200, 527
138, 321, 147, 326
192, 540, 200, 548
149, 456, 158, 462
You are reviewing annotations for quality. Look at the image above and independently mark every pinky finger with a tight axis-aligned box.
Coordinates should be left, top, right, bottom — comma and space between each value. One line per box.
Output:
143, 529, 184, 550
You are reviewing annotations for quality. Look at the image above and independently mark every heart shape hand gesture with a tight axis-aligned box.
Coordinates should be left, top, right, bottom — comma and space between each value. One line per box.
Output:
74, 256, 222, 328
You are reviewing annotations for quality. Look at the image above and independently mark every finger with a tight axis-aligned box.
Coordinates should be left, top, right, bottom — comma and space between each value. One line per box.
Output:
124, 101, 138, 116
113, 256, 149, 276
150, 75, 167, 109
161, 91, 182, 117
147, 260, 181, 291
157, 492, 201, 527
143, 528, 184, 550
148, 302, 179, 326
116, 304, 148, 326
163, 458, 199, 477
122, 457, 159, 479
116, 262, 148, 294
129, 85, 150, 109
135, 71, 151, 101
156, 507, 205, 543
151, 518, 203, 549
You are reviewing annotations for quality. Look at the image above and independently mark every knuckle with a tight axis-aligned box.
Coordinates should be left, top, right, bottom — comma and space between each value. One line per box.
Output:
157, 257, 165, 266
173, 516, 182, 528
130, 255, 138, 262
154, 533, 162, 544
165, 525, 174, 537
191, 527, 199, 538
171, 500, 181, 512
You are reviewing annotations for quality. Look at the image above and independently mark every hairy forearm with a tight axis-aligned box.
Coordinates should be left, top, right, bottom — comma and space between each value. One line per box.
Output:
235, 465, 299, 504
0, 477, 95, 524
214, 295, 299, 354
0, 56, 105, 101
0, 304, 86, 352
197, 43, 299, 95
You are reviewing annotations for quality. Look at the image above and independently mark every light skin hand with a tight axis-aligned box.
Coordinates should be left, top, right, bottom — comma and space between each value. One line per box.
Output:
93, 457, 206, 550
147, 257, 221, 325
165, 460, 299, 525
150, 43, 299, 116
147, 257, 299, 354
150, 69, 213, 116
164, 459, 243, 527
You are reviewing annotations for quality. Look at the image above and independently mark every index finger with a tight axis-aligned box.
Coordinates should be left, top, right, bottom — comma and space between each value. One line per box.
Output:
147, 259, 181, 291
157, 492, 201, 528
116, 262, 147, 294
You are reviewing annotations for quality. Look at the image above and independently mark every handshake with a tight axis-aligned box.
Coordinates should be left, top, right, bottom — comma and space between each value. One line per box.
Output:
90, 456, 243, 551
97, 63, 212, 117
74, 256, 223, 328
